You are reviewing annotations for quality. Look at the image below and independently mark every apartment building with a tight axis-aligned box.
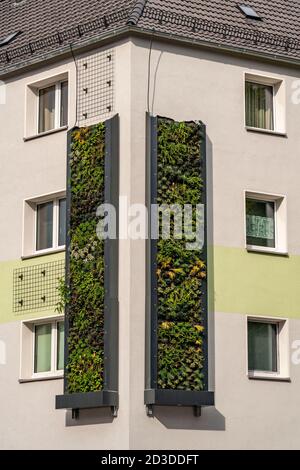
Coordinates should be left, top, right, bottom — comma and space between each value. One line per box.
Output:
0, 0, 300, 450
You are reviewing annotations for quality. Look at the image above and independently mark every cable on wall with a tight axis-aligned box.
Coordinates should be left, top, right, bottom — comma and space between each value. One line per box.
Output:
147, 35, 153, 114
70, 43, 78, 128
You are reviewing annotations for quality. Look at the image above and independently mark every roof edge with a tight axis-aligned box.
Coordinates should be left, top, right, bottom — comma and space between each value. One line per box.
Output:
127, 0, 148, 26
2, 25, 300, 81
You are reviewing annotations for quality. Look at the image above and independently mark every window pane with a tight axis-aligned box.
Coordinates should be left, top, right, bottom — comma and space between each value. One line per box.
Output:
34, 324, 52, 373
248, 322, 278, 372
39, 85, 55, 133
36, 201, 53, 251
246, 199, 275, 248
245, 81, 274, 130
57, 322, 64, 371
60, 81, 68, 127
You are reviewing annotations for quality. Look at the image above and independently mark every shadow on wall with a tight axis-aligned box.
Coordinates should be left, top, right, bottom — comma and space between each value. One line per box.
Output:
65, 407, 114, 427
153, 406, 225, 431
143, 133, 223, 432
206, 135, 216, 393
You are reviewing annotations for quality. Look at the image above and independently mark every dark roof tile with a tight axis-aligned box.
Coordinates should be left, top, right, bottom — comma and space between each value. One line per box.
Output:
138, 1, 300, 59
0, 1, 300, 75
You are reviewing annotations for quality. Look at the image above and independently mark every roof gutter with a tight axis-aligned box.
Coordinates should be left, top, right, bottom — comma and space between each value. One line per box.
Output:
2, 24, 300, 80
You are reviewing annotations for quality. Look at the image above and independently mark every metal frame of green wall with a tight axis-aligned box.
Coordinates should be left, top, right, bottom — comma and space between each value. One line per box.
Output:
145, 114, 214, 414
56, 115, 119, 415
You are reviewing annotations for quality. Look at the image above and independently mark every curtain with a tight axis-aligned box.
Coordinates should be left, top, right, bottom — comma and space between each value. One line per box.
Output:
39, 85, 55, 133
34, 324, 52, 373
57, 322, 64, 371
60, 81, 68, 127
36, 201, 53, 251
246, 82, 274, 130
246, 199, 275, 248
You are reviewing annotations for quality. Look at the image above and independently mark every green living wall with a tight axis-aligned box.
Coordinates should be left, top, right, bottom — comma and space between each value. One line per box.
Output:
156, 118, 207, 391
66, 123, 105, 393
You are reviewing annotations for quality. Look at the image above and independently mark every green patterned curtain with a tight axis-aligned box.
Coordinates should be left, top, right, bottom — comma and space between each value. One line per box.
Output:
246, 199, 275, 248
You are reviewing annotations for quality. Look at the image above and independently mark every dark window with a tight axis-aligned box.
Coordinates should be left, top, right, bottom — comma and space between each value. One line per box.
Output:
246, 199, 275, 248
248, 321, 278, 372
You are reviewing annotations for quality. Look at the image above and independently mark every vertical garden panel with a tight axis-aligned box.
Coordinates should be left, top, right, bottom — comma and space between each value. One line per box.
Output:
56, 115, 119, 414
145, 115, 214, 412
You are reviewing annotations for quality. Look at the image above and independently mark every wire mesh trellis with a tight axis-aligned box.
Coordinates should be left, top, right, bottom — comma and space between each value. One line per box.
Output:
13, 260, 65, 313
77, 48, 114, 125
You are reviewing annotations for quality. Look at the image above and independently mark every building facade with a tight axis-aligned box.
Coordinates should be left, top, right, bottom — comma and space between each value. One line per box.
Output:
0, 0, 300, 449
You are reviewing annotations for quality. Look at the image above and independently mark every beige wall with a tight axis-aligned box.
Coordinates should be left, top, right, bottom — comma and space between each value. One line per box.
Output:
0, 40, 132, 449
1, 36, 300, 449
128, 38, 300, 449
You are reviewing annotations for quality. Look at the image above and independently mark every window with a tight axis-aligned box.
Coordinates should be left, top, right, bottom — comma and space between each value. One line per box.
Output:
238, 5, 261, 20
245, 81, 274, 130
248, 321, 278, 373
25, 73, 69, 139
23, 191, 66, 257
36, 197, 66, 252
247, 318, 289, 380
246, 198, 275, 248
245, 192, 287, 254
20, 317, 64, 381
0, 31, 21, 47
244, 73, 285, 134
34, 320, 64, 376
38, 80, 68, 133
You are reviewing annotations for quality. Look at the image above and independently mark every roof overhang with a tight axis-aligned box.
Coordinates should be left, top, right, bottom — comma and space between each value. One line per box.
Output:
1, 25, 300, 80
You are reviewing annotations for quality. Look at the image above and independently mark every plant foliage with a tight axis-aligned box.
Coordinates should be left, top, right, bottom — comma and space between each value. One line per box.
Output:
65, 123, 106, 393
156, 118, 206, 391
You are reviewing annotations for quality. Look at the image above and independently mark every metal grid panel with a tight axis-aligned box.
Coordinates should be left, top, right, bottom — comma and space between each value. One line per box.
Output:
13, 260, 65, 313
77, 49, 114, 126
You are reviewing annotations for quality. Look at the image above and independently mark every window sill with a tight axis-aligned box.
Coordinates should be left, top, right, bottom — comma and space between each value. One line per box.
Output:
22, 247, 65, 261
19, 374, 64, 384
248, 374, 291, 383
24, 126, 68, 142
245, 126, 287, 138
246, 246, 288, 257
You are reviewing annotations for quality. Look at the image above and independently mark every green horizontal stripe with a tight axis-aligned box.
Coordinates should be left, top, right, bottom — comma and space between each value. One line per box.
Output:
213, 246, 300, 318
0, 252, 65, 325
0, 247, 300, 325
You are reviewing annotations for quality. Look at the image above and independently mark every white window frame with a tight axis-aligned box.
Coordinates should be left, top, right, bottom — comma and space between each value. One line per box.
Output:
37, 80, 68, 134
246, 316, 290, 381
244, 190, 288, 255
22, 190, 66, 258
244, 72, 286, 135
25, 71, 69, 140
19, 315, 64, 382
35, 196, 66, 255
32, 319, 64, 379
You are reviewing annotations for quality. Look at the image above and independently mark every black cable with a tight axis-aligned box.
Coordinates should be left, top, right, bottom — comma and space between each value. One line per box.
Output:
147, 36, 153, 114
70, 44, 78, 128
